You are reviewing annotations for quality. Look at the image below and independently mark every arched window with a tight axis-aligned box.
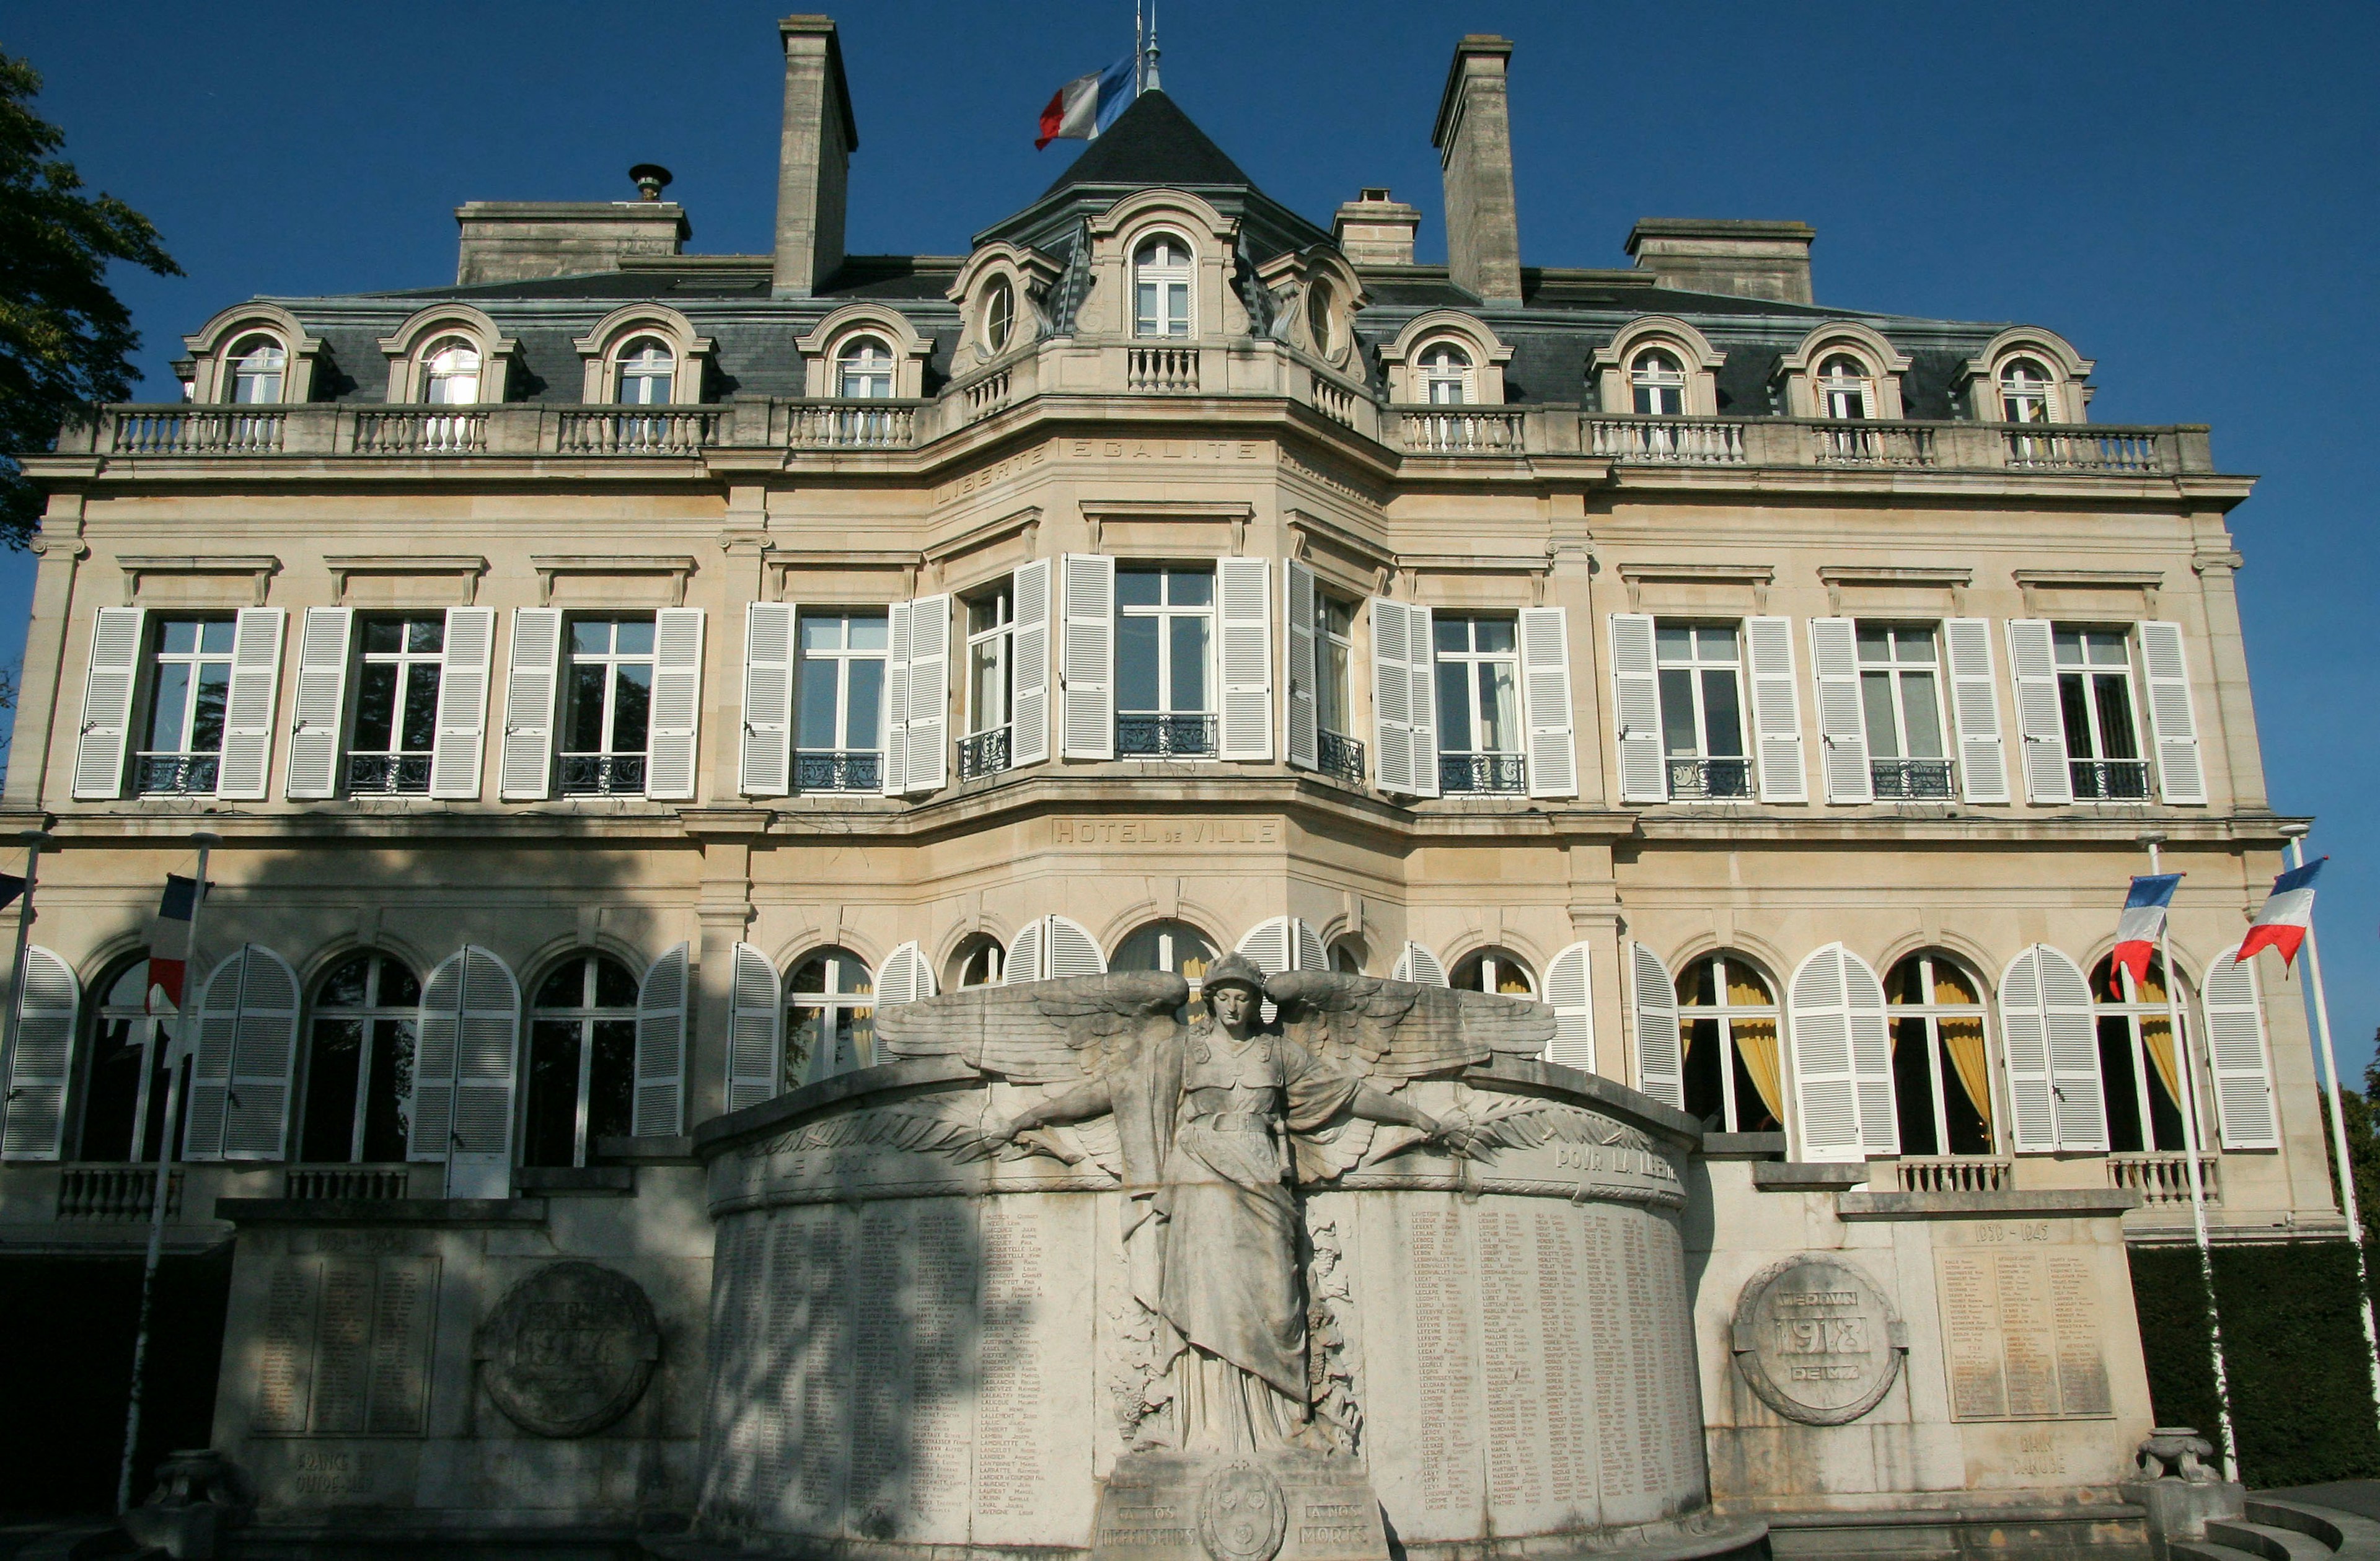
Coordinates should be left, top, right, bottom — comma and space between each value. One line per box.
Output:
524, 954, 640, 1167
1133, 235, 1192, 338
76, 958, 171, 1163
1329, 938, 1367, 976
836, 336, 895, 398
1817, 353, 1872, 420
615, 337, 675, 405
1452, 948, 1535, 998
1678, 953, 1784, 1133
227, 335, 286, 404
2090, 954, 2194, 1153
298, 952, 420, 1164
1885, 952, 1993, 1156
1307, 278, 1334, 356
1114, 919, 1217, 1013
1631, 347, 1686, 415
952, 934, 1005, 990
982, 279, 1015, 354
1998, 357, 2053, 424
419, 336, 482, 405
787, 948, 875, 1086
1421, 343, 1471, 405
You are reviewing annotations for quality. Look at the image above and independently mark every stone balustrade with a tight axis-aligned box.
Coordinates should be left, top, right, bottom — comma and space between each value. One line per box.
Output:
1893, 1155, 2013, 1194
2108, 1151, 2222, 1206
281, 1164, 415, 1201
57, 1163, 184, 1221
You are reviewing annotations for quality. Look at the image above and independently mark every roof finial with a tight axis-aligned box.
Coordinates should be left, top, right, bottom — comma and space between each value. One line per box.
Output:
1142, 0, 1161, 92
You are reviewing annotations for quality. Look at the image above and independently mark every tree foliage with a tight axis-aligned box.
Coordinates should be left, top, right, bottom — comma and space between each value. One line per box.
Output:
0, 51, 180, 547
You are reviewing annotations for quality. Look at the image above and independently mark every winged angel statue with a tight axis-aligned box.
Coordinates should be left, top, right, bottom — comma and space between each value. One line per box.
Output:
874, 952, 1556, 1456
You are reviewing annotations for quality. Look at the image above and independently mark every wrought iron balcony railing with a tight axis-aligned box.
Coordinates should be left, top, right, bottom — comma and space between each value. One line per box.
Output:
2070, 757, 2151, 801
1667, 756, 1752, 799
1870, 759, 1957, 799
1316, 729, 1365, 786
958, 726, 1011, 780
1439, 752, 1525, 794
346, 752, 433, 795
796, 750, 882, 792
558, 753, 646, 796
134, 752, 219, 796
1117, 713, 1217, 759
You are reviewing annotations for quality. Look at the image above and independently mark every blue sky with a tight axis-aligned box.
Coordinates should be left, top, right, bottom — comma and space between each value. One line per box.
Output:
8, 1, 2379, 1071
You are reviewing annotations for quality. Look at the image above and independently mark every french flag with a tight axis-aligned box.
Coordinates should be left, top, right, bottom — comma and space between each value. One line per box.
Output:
2237, 858, 2323, 969
1037, 56, 1135, 149
2112, 873, 2182, 985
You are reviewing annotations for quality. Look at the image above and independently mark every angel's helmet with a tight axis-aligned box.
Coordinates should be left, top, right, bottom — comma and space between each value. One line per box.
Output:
1199, 952, 1267, 1000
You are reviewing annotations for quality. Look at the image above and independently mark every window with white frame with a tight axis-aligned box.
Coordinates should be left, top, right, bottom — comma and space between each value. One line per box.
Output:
2055, 629, 2146, 800
1116, 566, 1214, 757
837, 336, 895, 398
75, 957, 175, 1163
952, 935, 1005, 990
962, 585, 1013, 778
1134, 235, 1192, 338
1317, 593, 1356, 740
560, 617, 655, 796
1816, 353, 1872, 419
1421, 342, 1471, 405
1433, 615, 1521, 794
1858, 624, 1952, 799
1678, 952, 1784, 1133
1452, 948, 1535, 998
2091, 952, 2193, 1153
1655, 622, 1749, 799
982, 279, 1015, 354
297, 952, 420, 1164
1114, 919, 1217, 1013
797, 609, 888, 791
523, 954, 640, 1169
420, 336, 482, 404
615, 337, 674, 404
1999, 357, 2053, 423
1631, 347, 1686, 415
138, 616, 235, 796
348, 615, 444, 794
227, 334, 286, 403
1885, 952, 1994, 1156
785, 948, 875, 1084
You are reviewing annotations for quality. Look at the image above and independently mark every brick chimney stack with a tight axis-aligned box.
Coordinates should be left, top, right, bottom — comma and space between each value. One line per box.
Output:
1431, 35, 1522, 305
772, 15, 857, 298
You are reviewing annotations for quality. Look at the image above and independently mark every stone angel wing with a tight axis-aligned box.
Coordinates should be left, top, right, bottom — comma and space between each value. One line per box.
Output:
1264, 970, 1556, 1079
874, 971, 1190, 1084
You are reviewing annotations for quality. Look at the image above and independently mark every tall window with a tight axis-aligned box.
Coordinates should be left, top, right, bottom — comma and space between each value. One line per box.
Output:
1678, 953, 1784, 1134
1117, 566, 1214, 757
1858, 624, 1951, 798
1421, 343, 1471, 405
1114, 920, 1217, 1013
1885, 952, 1993, 1156
952, 935, 1005, 989
1453, 948, 1535, 998
1317, 594, 1357, 742
2055, 629, 2146, 800
138, 617, 234, 796
1434, 615, 1521, 794
2091, 954, 2192, 1154
420, 337, 482, 403
227, 335, 286, 403
561, 617, 654, 796
1655, 622, 1749, 799
836, 336, 895, 398
963, 586, 1013, 779
349, 615, 443, 794
1817, 353, 1872, 420
786, 948, 874, 1086
616, 337, 674, 405
76, 959, 175, 1163
1631, 348, 1686, 415
298, 953, 420, 1163
524, 954, 640, 1169
1134, 236, 1192, 338
982, 279, 1015, 354
1999, 358, 2052, 423
797, 610, 888, 791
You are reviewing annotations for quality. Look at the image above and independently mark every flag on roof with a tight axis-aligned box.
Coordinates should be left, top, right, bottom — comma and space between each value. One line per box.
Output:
2112, 873, 2182, 985
2236, 858, 2322, 969
1037, 56, 1135, 149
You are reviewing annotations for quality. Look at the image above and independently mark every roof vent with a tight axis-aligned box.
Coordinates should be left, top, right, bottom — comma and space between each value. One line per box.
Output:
630, 164, 673, 201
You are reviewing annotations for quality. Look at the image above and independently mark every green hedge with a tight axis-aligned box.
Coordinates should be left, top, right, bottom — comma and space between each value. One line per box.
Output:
2130, 1241, 2380, 1487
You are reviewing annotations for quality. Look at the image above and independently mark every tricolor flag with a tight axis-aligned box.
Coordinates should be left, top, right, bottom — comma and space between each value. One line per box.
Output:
2236, 858, 2323, 969
148, 873, 209, 1014
1036, 56, 1135, 149
0, 874, 24, 913
2112, 873, 2182, 985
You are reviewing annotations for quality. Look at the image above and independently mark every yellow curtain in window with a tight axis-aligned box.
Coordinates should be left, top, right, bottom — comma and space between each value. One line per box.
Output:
1734, 1019, 1786, 1125
2141, 1015, 2183, 1109
1940, 1016, 1994, 1133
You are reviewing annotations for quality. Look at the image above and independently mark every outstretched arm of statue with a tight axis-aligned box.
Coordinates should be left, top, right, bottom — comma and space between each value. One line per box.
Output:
1345, 1082, 1484, 1156
985, 1077, 1115, 1144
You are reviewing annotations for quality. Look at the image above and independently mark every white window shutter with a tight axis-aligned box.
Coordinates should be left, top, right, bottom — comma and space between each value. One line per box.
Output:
904, 594, 951, 792
1608, 613, 1667, 802
881, 600, 913, 796
183, 945, 299, 1161
727, 943, 784, 1112
1744, 615, 1807, 803
1941, 618, 2009, 803
1807, 618, 1872, 804
1010, 560, 1052, 767
1844, 946, 1897, 1154
217, 607, 287, 800
285, 607, 353, 799
1284, 560, 1320, 772
2004, 620, 2072, 804
182, 952, 242, 1162
450, 946, 520, 1198
1544, 942, 1594, 1072
1391, 941, 1448, 986
1517, 606, 1578, 799
1787, 944, 1864, 1163
1294, 919, 1328, 973
1998, 947, 2058, 1153
1046, 915, 1107, 979
1060, 553, 1115, 759
1218, 558, 1273, 760
1, 947, 79, 1159
2138, 621, 2207, 805
429, 607, 495, 801
645, 608, 705, 801
1629, 941, 1682, 1109
408, 953, 462, 1167
1999, 944, 2104, 1153
499, 609, 563, 800
739, 602, 796, 797
73, 606, 146, 799
1003, 919, 1046, 985
633, 943, 689, 1137
1406, 605, 1439, 798
875, 941, 934, 1008
1370, 599, 1416, 794
1236, 917, 1294, 977
2204, 945, 2278, 1151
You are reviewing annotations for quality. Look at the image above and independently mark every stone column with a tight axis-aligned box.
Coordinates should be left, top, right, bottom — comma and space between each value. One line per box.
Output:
6, 488, 93, 807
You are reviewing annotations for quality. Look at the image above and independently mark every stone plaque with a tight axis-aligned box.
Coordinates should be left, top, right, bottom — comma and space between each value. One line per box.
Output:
249, 1255, 438, 1438
475, 1262, 660, 1437
1092, 1450, 1386, 1561
1730, 1255, 1906, 1426
1937, 1249, 2113, 1421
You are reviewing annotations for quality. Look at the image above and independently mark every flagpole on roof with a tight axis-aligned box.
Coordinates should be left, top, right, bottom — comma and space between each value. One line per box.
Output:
1135, 0, 1145, 93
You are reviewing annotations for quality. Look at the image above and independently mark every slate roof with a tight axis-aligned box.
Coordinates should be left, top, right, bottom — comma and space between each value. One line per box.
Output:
1039, 90, 1253, 197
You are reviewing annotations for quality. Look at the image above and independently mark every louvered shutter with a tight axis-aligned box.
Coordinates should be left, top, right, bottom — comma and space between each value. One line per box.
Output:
1942, 618, 2010, 803
1517, 607, 1579, 798
1294, 919, 1328, 972
1788, 945, 1864, 1162
285, 607, 353, 799
739, 603, 796, 796
2004, 620, 2072, 804
1236, 917, 1294, 977
1629, 941, 1682, 1109
182, 945, 299, 1161
1060, 553, 1115, 759
903, 594, 951, 791
1004, 919, 1045, 985
875, 941, 933, 1007
727, 943, 784, 1112
1284, 560, 1320, 772
1370, 599, 1416, 794
1391, 942, 1448, 986
1807, 618, 1872, 804
1843, 947, 1897, 1155
2138, 621, 2207, 805
452, 947, 519, 1198
1609, 613, 1667, 802
1, 947, 79, 1159
216, 608, 287, 800
633, 942, 689, 1137
1404, 606, 1439, 799
428, 607, 495, 801
73, 606, 145, 799
1218, 558, 1272, 760
646, 607, 705, 800
1010, 560, 1052, 767
1998, 948, 2058, 1153
880, 600, 913, 796
1744, 616, 1807, 802
2204, 945, 2278, 1151
2001, 944, 2102, 1153
182, 952, 239, 1161
499, 609, 563, 800
1543, 943, 1594, 1072
1046, 916, 1106, 979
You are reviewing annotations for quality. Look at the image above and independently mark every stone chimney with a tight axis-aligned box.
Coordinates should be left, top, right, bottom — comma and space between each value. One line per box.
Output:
1625, 219, 1816, 305
772, 15, 858, 298
1333, 188, 1421, 266
454, 188, 689, 286
1431, 35, 1522, 305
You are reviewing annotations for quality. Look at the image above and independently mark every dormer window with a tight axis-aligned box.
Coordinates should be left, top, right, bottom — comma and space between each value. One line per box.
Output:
420, 337, 482, 405
1134, 236, 1192, 338
837, 336, 896, 398
1631, 348, 1686, 415
1817, 353, 1873, 420
1999, 357, 2053, 424
1421, 343, 1472, 405
227, 335, 286, 403
1307, 278, 1334, 356
616, 338, 674, 405
983, 280, 1015, 354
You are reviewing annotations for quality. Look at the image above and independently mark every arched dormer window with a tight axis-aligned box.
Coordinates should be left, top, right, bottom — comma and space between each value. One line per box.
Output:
1631, 348, 1686, 415
1134, 235, 1193, 338
1817, 353, 1874, 420
616, 338, 674, 405
227, 335, 286, 404
1421, 343, 1472, 405
1998, 357, 2053, 424
419, 337, 482, 405
837, 336, 895, 398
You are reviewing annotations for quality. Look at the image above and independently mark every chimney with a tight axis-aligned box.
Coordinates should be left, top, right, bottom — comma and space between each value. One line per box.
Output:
1333, 188, 1421, 266
1431, 35, 1522, 305
772, 15, 858, 298
454, 169, 689, 286
1625, 219, 1816, 305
